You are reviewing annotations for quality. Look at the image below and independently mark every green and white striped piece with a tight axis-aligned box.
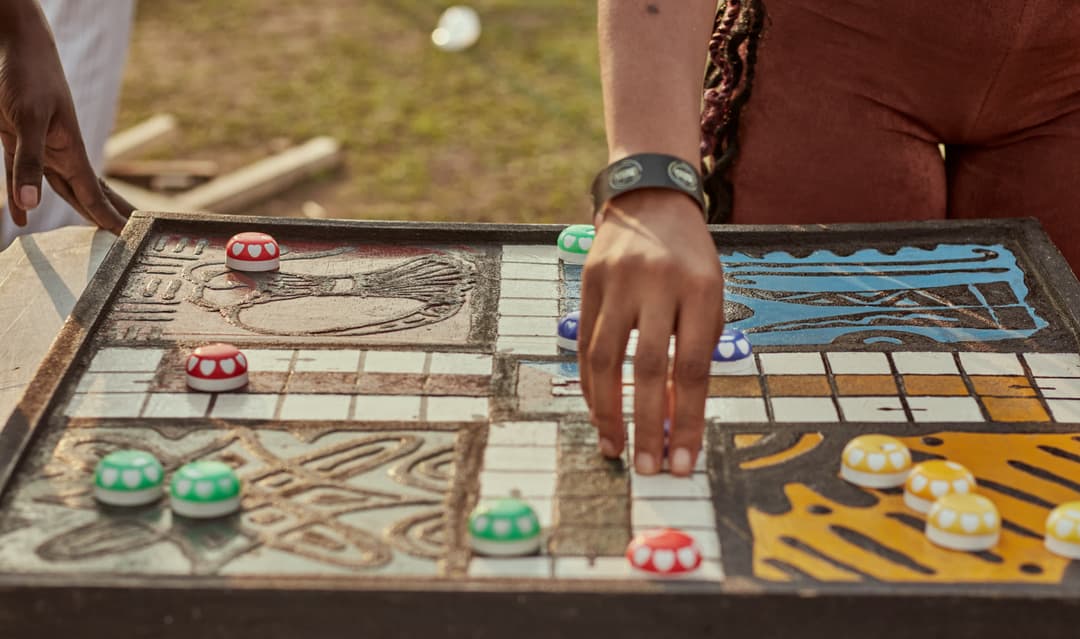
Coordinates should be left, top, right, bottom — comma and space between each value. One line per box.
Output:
557, 224, 595, 265
469, 498, 543, 556
169, 461, 242, 519
94, 450, 165, 507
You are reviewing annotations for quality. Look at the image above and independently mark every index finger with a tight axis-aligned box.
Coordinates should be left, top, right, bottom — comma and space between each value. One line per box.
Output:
66, 167, 127, 234
577, 261, 602, 421
99, 177, 136, 220
668, 300, 724, 476
585, 294, 634, 461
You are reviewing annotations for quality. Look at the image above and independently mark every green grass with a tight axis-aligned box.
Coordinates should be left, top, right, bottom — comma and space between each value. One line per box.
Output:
117, 0, 607, 223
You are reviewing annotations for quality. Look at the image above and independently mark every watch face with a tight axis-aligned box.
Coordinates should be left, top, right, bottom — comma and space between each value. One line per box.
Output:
609, 159, 644, 190
668, 160, 700, 192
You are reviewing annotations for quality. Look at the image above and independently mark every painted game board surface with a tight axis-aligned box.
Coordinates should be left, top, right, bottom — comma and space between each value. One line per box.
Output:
2, 213, 1079, 637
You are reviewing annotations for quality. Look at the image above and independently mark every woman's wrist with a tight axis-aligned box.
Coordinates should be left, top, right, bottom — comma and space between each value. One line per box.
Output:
598, 188, 709, 227
592, 153, 706, 221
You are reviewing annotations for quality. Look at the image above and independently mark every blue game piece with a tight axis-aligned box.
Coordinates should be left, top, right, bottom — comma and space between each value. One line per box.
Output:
711, 328, 754, 374
557, 311, 580, 351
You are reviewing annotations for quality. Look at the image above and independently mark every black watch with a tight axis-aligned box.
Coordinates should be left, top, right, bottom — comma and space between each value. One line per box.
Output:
590, 153, 707, 218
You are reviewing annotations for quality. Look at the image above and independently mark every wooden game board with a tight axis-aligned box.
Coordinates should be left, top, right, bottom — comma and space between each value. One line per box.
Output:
2, 212, 1079, 638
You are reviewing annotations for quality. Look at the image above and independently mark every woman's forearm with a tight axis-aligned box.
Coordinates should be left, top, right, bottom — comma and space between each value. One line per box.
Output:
598, 0, 717, 165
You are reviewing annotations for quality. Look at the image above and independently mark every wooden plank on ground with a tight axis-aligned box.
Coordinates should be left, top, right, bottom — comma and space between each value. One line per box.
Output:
105, 178, 183, 212
174, 137, 343, 213
106, 160, 220, 181
104, 114, 178, 163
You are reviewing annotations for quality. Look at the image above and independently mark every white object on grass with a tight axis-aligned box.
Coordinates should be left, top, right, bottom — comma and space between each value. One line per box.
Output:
432, 6, 482, 52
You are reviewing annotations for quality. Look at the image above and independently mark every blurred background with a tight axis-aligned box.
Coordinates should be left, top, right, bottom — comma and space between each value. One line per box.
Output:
114, 0, 606, 224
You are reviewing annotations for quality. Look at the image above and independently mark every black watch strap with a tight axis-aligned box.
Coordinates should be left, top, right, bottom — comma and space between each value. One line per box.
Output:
591, 153, 707, 218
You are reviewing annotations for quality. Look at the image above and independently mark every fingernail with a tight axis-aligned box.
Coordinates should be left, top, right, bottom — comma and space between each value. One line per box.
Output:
671, 448, 692, 475
636, 452, 657, 475
19, 185, 39, 209
599, 438, 618, 458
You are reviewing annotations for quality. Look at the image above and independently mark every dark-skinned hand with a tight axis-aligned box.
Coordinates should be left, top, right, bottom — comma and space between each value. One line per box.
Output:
579, 189, 725, 477
0, 3, 132, 233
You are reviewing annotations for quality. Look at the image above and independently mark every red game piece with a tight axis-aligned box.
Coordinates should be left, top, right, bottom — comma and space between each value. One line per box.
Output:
186, 343, 249, 392
225, 232, 280, 272
625, 528, 702, 576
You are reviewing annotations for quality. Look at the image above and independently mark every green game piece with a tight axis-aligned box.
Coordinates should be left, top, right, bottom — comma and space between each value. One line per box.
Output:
469, 498, 543, 556
93, 450, 165, 507
557, 224, 595, 265
169, 461, 242, 519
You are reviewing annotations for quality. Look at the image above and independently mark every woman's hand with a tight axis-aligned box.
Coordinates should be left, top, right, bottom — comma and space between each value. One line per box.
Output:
0, 2, 131, 232
579, 189, 724, 477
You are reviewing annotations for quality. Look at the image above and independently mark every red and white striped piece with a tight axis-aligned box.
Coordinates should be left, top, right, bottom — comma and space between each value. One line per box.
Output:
625, 528, 703, 577
225, 232, 280, 272
186, 343, 249, 393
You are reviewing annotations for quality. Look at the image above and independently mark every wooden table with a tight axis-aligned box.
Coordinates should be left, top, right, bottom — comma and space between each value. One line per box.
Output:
0, 227, 114, 427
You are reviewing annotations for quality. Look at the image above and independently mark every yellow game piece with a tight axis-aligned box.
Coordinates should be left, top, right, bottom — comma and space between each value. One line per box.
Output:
1044, 501, 1080, 559
925, 494, 1000, 552
904, 460, 976, 514
840, 435, 912, 488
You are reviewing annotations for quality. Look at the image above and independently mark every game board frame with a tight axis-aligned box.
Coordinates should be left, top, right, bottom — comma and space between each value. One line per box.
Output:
2, 211, 1079, 639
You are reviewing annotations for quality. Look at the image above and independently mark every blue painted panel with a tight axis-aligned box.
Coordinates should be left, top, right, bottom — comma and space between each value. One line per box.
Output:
722, 245, 1045, 346
559, 244, 1046, 347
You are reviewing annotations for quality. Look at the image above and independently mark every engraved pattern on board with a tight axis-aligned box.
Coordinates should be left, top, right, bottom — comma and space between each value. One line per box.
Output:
108, 235, 484, 345
11, 227, 1080, 593
0, 426, 464, 577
